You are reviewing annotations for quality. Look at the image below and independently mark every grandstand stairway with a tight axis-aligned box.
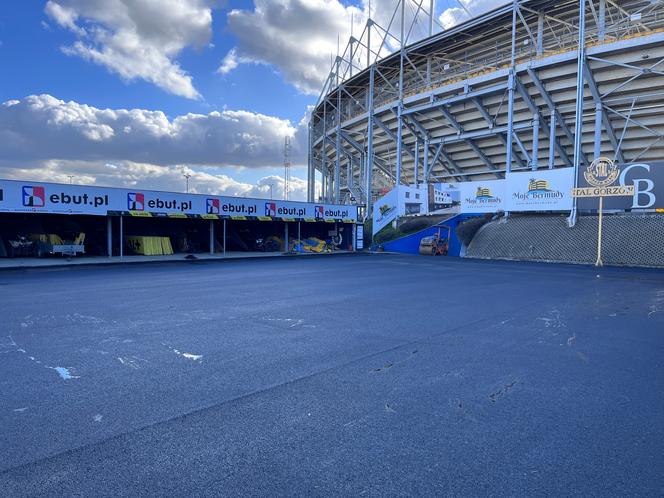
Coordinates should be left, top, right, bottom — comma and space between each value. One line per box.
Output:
466, 214, 664, 268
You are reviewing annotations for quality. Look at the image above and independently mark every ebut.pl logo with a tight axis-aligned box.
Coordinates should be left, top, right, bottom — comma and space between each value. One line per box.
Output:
206, 198, 220, 214
314, 205, 324, 219
265, 202, 276, 217
127, 192, 145, 211
22, 186, 45, 207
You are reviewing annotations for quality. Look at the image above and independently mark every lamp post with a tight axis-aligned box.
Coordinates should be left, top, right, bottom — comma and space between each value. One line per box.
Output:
182, 169, 192, 193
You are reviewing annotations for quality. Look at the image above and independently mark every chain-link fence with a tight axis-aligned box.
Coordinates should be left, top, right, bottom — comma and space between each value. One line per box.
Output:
466, 213, 664, 267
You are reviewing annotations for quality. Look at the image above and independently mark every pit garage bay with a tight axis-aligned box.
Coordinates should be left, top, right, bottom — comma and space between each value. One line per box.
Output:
0, 179, 361, 260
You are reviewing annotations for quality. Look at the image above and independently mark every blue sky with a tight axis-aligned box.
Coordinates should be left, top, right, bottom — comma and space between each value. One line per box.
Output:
0, 0, 486, 199
0, 1, 312, 122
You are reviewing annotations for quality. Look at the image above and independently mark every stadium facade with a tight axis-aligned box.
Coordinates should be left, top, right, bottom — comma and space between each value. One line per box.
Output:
307, 0, 664, 223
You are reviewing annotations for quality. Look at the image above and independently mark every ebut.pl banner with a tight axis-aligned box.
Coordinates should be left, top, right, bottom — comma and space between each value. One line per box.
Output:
0, 179, 358, 222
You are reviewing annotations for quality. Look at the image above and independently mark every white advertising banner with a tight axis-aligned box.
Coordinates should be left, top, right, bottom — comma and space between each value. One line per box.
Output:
0, 179, 358, 222
505, 168, 574, 212
459, 179, 506, 213
372, 188, 399, 234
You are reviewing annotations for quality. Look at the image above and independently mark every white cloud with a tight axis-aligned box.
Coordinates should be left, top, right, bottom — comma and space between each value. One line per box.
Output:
222, 0, 366, 95
44, 1, 85, 35
0, 94, 314, 199
0, 159, 314, 201
218, 47, 240, 75
439, 1, 503, 29
0, 94, 306, 168
44, 0, 214, 99
221, 0, 506, 95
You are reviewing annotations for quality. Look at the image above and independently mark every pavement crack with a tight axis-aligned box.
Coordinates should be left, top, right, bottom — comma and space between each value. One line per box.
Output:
489, 381, 518, 403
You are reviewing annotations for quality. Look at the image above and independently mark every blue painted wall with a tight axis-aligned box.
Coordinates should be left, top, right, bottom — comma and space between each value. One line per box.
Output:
374, 214, 481, 256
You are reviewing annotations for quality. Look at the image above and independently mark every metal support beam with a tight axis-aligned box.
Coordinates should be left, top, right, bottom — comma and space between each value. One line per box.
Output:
514, 132, 532, 165
223, 219, 226, 255
366, 64, 375, 218
571, 0, 587, 226
285, 223, 289, 252
537, 12, 544, 55
527, 68, 583, 165
335, 87, 342, 202
429, 121, 531, 145
583, 59, 626, 163
438, 148, 464, 179
515, 78, 573, 167
598, 0, 606, 43
506, 0, 517, 175
119, 215, 123, 259
548, 112, 556, 169
594, 103, 603, 159
472, 97, 526, 168
423, 137, 429, 184
107, 216, 112, 257
374, 116, 417, 162
403, 82, 508, 116
396, 0, 405, 187
414, 138, 419, 186
438, 105, 501, 175
321, 103, 328, 202
429, 143, 444, 179
532, 115, 540, 170
209, 219, 214, 255
307, 121, 314, 202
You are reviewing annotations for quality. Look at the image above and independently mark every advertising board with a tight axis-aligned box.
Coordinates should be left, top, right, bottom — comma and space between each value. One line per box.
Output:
505, 168, 574, 212
576, 161, 664, 210
0, 179, 358, 222
459, 179, 506, 213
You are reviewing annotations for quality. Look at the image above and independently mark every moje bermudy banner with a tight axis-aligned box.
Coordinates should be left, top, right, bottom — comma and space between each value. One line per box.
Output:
459, 179, 506, 213
505, 168, 574, 212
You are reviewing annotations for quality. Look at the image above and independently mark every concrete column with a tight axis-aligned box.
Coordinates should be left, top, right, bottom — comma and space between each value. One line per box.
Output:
599, 0, 606, 42
506, 2, 517, 174
209, 219, 214, 255
414, 139, 419, 186
537, 12, 544, 56
532, 115, 540, 170
119, 215, 124, 259
106, 216, 112, 257
548, 112, 556, 169
223, 219, 226, 255
594, 103, 603, 159
284, 223, 289, 252
366, 65, 375, 218
423, 138, 429, 183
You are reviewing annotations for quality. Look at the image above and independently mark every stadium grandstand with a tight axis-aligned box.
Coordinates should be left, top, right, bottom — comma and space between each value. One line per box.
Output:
307, 0, 664, 227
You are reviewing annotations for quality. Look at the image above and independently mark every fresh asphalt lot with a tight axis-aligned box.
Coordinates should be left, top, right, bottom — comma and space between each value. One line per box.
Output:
0, 254, 663, 497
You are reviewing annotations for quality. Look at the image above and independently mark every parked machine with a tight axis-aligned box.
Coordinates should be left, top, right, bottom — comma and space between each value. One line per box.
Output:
5, 233, 86, 257
418, 226, 450, 256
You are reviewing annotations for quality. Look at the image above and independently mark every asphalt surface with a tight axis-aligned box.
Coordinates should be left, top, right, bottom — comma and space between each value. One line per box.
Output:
0, 254, 663, 497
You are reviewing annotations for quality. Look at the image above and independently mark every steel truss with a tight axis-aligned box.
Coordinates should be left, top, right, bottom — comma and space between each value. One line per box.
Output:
308, 0, 664, 221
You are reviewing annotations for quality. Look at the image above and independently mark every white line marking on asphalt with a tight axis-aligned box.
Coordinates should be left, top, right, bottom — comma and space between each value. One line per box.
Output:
50, 367, 80, 380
